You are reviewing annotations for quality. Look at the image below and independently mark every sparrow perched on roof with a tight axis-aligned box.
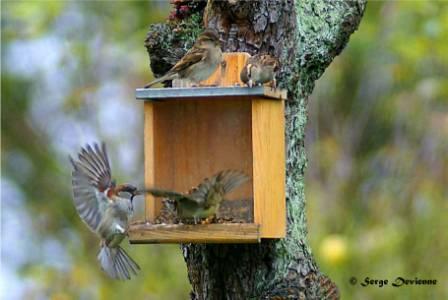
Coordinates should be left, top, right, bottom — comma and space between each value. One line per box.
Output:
144, 29, 222, 88
144, 170, 249, 224
240, 54, 279, 88
70, 142, 141, 280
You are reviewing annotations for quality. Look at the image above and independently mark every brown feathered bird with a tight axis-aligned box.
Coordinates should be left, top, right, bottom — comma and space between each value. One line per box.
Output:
240, 54, 279, 88
144, 29, 222, 87
70, 142, 141, 280
144, 170, 249, 224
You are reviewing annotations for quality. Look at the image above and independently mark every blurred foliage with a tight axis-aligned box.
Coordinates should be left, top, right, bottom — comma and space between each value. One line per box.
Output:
2, 1, 190, 299
2, 1, 447, 300
306, 2, 448, 299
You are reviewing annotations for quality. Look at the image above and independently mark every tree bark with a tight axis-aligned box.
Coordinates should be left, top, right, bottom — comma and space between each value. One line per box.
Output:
145, 0, 366, 299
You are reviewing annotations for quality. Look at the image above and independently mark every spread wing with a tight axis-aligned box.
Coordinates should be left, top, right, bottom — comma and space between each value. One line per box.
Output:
70, 142, 112, 232
215, 170, 249, 194
189, 170, 249, 204
145, 188, 201, 206
145, 170, 248, 207
188, 176, 217, 205
144, 188, 185, 200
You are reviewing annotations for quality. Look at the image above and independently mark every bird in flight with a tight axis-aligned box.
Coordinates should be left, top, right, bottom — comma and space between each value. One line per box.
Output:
70, 142, 140, 280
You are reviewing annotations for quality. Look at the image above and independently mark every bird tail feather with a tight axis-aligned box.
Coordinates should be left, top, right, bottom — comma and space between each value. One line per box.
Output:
144, 73, 175, 88
98, 244, 140, 280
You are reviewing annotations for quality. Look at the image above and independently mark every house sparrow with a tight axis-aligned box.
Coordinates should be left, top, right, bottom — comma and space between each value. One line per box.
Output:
70, 142, 141, 280
240, 54, 279, 88
144, 29, 222, 87
144, 170, 249, 224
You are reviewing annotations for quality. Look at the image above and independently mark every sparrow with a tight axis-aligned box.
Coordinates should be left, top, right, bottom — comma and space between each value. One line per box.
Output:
144, 29, 222, 87
70, 142, 141, 280
144, 170, 249, 224
240, 54, 279, 88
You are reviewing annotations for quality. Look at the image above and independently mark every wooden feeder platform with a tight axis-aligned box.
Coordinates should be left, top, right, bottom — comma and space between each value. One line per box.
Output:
129, 52, 287, 244
129, 223, 260, 244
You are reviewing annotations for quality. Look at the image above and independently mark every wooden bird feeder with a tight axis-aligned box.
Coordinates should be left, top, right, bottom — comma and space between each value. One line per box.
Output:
129, 53, 286, 244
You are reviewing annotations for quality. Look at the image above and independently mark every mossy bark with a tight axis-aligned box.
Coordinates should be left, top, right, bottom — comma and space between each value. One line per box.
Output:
145, 0, 366, 299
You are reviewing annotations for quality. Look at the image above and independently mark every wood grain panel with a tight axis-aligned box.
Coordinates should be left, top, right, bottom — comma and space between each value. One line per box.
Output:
200, 52, 250, 87
252, 99, 286, 238
151, 98, 254, 218
144, 102, 158, 221
129, 223, 260, 244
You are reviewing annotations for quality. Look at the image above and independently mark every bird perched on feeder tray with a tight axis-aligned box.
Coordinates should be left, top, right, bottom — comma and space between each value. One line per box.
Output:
144, 29, 222, 88
144, 170, 249, 224
70, 142, 141, 280
240, 54, 279, 88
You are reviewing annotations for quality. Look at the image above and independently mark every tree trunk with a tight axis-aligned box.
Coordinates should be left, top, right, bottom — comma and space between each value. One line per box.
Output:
145, 0, 366, 298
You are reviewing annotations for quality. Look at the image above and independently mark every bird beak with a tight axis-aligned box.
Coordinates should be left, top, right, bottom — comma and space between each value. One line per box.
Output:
132, 189, 150, 201
130, 189, 143, 202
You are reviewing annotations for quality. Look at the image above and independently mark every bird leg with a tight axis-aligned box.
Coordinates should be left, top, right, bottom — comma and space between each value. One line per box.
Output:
271, 77, 277, 91
201, 218, 210, 225
220, 60, 227, 69
219, 60, 227, 83
172, 78, 182, 88
201, 215, 216, 224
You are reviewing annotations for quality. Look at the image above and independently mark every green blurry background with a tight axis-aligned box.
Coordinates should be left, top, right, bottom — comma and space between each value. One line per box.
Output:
1, 1, 447, 299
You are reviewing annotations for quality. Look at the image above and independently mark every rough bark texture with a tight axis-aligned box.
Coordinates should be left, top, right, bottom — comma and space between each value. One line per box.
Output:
145, 0, 366, 299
